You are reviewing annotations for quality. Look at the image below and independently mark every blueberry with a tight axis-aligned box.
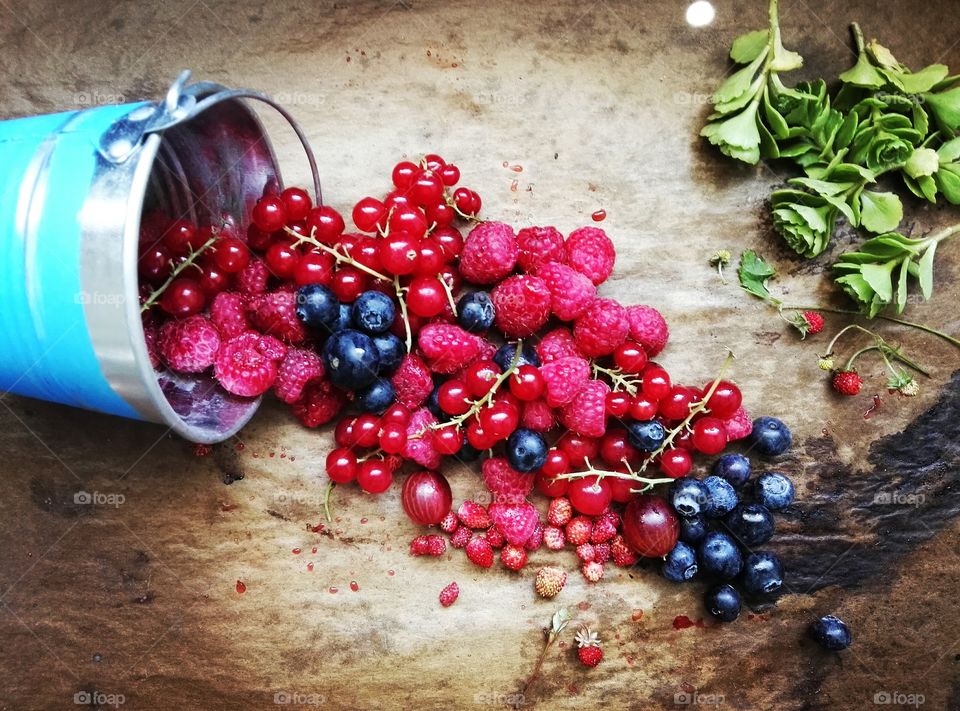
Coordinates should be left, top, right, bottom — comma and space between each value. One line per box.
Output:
426, 382, 443, 417
741, 551, 783, 595
493, 342, 540, 370
351, 291, 396, 334
372, 333, 404, 375
295, 284, 341, 332
334, 303, 352, 333
704, 583, 742, 622
506, 428, 548, 473
809, 615, 852, 650
713, 453, 752, 487
628, 420, 667, 452
456, 442, 482, 462
669, 477, 710, 517
754, 472, 795, 510
679, 514, 709, 544
357, 379, 396, 413
750, 416, 792, 456
321, 329, 380, 390
703, 475, 738, 518
457, 291, 495, 332
724, 503, 775, 546
662, 541, 699, 582
697, 531, 743, 579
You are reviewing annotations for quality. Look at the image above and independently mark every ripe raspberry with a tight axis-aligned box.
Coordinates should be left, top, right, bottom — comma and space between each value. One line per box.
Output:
485, 526, 505, 548
536, 328, 580, 364
565, 516, 593, 546
248, 291, 307, 344
524, 522, 544, 551
559, 379, 610, 438
610, 534, 638, 567
449, 526, 472, 549
214, 331, 282, 396
439, 581, 459, 607
459, 221, 519, 284
574, 298, 629, 358
391, 354, 434, 409
256, 334, 287, 361
516, 226, 565, 273
576, 542, 597, 563
403, 408, 441, 469
159, 315, 221, 373
832, 370, 863, 396
418, 324, 484, 374
547, 497, 573, 527
501, 544, 528, 571
723, 406, 753, 441
440, 512, 459, 534
593, 542, 611, 563
539, 356, 591, 407
491, 275, 552, 337
235, 258, 269, 295
409, 534, 446, 556
581, 560, 605, 583
457, 500, 492, 529
488, 501, 539, 546
626, 305, 669, 357
482, 457, 534, 504
290, 377, 347, 427
575, 627, 603, 666
544, 526, 566, 550
534, 567, 567, 598
590, 515, 618, 544
274, 348, 325, 404
564, 227, 615, 285
537, 262, 597, 321
210, 292, 251, 339
521, 399, 556, 432
465, 536, 495, 568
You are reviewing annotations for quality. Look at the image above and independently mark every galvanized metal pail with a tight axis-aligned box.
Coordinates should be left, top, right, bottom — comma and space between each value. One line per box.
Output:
0, 71, 321, 443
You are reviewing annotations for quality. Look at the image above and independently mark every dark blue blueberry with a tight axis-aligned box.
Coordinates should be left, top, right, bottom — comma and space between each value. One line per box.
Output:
357, 379, 396, 413
351, 291, 396, 334
809, 615, 852, 650
457, 291, 495, 332
724, 503, 775, 546
750, 416, 792, 456
506, 428, 548, 473
741, 551, 783, 595
628, 420, 667, 452
754, 472, 795, 510
697, 531, 743, 580
456, 442, 482, 462
493, 342, 540, 370
321, 329, 380, 390
704, 583, 742, 622
679, 514, 709, 545
372, 333, 404, 375
713, 453, 752, 487
295, 284, 341, 332
703, 475, 738, 518
334, 303, 352, 333
668, 477, 710, 518
426, 382, 443, 417
662, 541, 699, 582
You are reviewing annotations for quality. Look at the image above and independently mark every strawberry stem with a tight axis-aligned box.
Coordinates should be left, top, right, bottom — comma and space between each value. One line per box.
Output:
784, 306, 960, 350
140, 233, 218, 313
515, 608, 571, 709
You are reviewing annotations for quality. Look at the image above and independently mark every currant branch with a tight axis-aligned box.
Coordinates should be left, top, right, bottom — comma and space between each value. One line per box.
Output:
553, 456, 674, 491
591, 363, 642, 396
437, 271, 459, 317
140, 233, 218, 313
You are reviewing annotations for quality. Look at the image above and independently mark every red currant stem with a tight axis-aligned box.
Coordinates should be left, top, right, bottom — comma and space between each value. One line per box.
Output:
357, 448, 383, 463
591, 363, 641, 396
322, 480, 335, 523
437, 272, 458, 317
444, 192, 481, 224
139, 234, 218, 313
784, 306, 960, 350
393, 276, 413, 353
285, 226, 391, 283
554, 457, 673, 490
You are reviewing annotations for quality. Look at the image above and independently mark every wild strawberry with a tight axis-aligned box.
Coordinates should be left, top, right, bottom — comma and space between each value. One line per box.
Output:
488, 501, 539, 546
465, 536, 494, 568
573, 298, 629, 358
409, 534, 446, 556
576, 542, 597, 563
543, 525, 566, 551
501, 544, 528, 571
581, 560, 604, 583
536, 328, 580, 364
418, 324, 484, 374
459, 221, 519, 284
520, 399, 556, 432
793, 310, 824, 337
575, 627, 603, 666
439, 581, 459, 607
832, 370, 863, 396
565, 227, 615, 285
565, 516, 593, 546
158, 315, 221, 373
485, 526, 505, 548
274, 347, 325, 404
590, 515, 618, 544
248, 291, 307, 344
593, 542, 611, 563
210, 291, 250, 339
547, 497, 574, 527
457, 500, 492, 529
723, 406, 753, 441
290, 377, 347, 427
482, 457, 534, 504
534, 567, 567, 598
491, 275, 552, 337
516, 225, 565, 273
524, 523, 544, 551
539, 356, 591, 407
440, 512, 459, 534
559, 379, 610, 438
403, 408, 441, 469
537, 262, 597, 321
626, 305, 669, 356
391, 354, 434, 409
610, 534, 638, 567
449, 526, 473, 549
214, 331, 282, 396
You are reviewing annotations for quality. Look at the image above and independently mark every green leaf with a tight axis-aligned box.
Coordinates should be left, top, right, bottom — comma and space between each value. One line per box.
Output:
923, 87, 960, 135
904, 147, 940, 178
839, 53, 886, 88
860, 261, 895, 303
713, 51, 767, 106
738, 249, 777, 300
789, 177, 855, 197
937, 136, 960, 163
835, 111, 859, 150
935, 166, 960, 203
701, 103, 762, 164
898, 64, 950, 94
868, 40, 901, 70
730, 29, 769, 63
917, 175, 939, 202
918, 241, 936, 300
895, 259, 909, 313
859, 190, 903, 233
762, 90, 790, 139
912, 104, 929, 136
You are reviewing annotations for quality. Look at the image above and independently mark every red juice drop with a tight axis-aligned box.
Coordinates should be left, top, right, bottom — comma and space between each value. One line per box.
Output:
350, 581, 359, 592
235, 580, 246, 594
591, 209, 606, 222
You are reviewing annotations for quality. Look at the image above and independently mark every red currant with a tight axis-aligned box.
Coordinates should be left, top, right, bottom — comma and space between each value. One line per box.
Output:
252, 195, 287, 233
352, 196, 387, 233
567, 476, 613, 516
453, 187, 473, 214
213, 237, 250, 273
691, 416, 727, 455
464, 360, 502, 399
334, 417, 356, 447
378, 422, 408, 455
414, 239, 445, 276
138, 244, 171, 284
196, 260, 231, 296
388, 206, 428, 240
479, 402, 519, 441
508, 365, 545, 402
642, 365, 671, 401
392, 161, 419, 190
466, 418, 497, 450
614, 341, 648, 374
357, 460, 393, 494
605, 391, 631, 417
438, 163, 460, 186
424, 202, 455, 230
659, 386, 698, 421
410, 171, 444, 207
326, 448, 358, 484
378, 232, 419, 275
352, 236, 383, 272
280, 187, 312, 222
306, 206, 345, 244
159, 278, 205, 317
558, 434, 599, 468
600, 429, 639, 466
431, 425, 463, 455
407, 276, 447, 317
540, 448, 569, 477
293, 251, 335, 286
162, 219, 201, 255
265, 242, 300, 279
437, 380, 471, 415
353, 414, 380, 448
608, 473, 637, 504
330, 266, 368, 303
535, 470, 569, 498
381, 404, 411, 426
422, 154, 445, 171
658, 448, 692, 478
246, 224, 273, 252
629, 394, 659, 421
432, 227, 463, 260
706, 380, 742, 420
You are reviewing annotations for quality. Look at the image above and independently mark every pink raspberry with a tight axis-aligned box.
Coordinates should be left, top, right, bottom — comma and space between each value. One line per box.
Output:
559, 379, 610, 438
290, 377, 346, 427
158, 315, 221, 373
564, 227, 615, 285
274, 348, 325, 404
626, 305, 669, 356
723, 406, 753, 441
515, 226, 565, 273
391, 354, 434, 409
539, 356, 591, 407
459, 221, 518, 284
214, 331, 283, 397
482, 457, 534, 504
521, 399, 556, 431
536, 328, 580, 364
536, 262, 596, 321
235, 259, 270, 295
210, 292, 250, 339
574, 298, 629, 358
418, 324, 484, 374
490, 275, 551, 337
256, 334, 287, 361
248, 291, 307, 344
403, 408, 441, 469
143, 323, 161, 369
524, 523, 544, 551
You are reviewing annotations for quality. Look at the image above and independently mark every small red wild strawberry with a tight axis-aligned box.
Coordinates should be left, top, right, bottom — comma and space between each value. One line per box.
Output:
802, 311, 824, 335
832, 370, 863, 397
439, 581, 459, 607
575, 627, 603, 667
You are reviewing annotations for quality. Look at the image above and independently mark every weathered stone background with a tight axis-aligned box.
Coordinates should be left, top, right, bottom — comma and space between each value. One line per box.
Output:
1, 1, 958, 709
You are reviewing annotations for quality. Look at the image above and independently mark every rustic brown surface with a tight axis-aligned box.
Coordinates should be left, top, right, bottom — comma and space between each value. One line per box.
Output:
1, 1, 960, 709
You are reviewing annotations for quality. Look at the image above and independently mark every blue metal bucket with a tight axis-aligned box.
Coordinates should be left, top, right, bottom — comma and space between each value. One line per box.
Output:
0, 71, 321, 443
